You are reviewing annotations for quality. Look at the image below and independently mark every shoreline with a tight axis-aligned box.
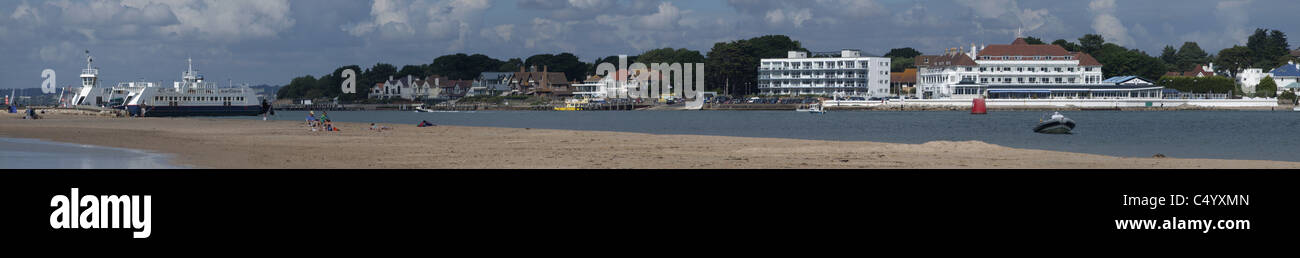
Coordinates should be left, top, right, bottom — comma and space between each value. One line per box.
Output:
2, 113, 1298, 169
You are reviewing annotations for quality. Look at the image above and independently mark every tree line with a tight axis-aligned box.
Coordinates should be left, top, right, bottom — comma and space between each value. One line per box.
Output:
278, 29, 1297, 101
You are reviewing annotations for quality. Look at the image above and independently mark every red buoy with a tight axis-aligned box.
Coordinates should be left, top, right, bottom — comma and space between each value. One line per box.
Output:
971, 98, 987, 114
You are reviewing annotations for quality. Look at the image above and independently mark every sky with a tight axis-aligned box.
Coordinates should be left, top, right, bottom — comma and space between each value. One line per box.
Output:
1, 0, 1296, 90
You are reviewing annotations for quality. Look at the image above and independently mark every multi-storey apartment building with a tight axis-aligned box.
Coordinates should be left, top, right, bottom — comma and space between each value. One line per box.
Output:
758, 49, 892, 97
915, 38, 1106, 99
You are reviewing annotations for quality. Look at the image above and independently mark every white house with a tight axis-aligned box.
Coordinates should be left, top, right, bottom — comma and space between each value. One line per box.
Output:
1236, 68, 1268, 94
915, 37, 1107, 99
370, 75, 439, 100
1268, 61, 1300, 95
758, 49, 892, 97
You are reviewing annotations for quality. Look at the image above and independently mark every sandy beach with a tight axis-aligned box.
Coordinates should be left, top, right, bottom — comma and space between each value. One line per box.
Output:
2, 112, 1297, 169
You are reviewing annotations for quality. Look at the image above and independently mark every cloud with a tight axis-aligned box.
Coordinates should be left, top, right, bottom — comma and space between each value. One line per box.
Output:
12, 0, 294, 42
480, 24, 514, 42
894, 3, 941, 28
10, 1, 41, 22
638, 1, 682, 30
1215, 0, 1252, 46
590, 1, 699, 52
345, 0, 491, 51
1083, 0, 1132, 46
764, 8, 811, 28
954, 0, 1064, 37
524, 17, 578, 52
1091, 14, 1132, 46
731, 0, 882, 28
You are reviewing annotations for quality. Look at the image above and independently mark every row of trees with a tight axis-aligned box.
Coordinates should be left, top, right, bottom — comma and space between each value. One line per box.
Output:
277, 52, 594, 101
884, 47, 922, 73
1214, 29, 1293, 75
1157, 76, 1236, 95
279, 29, 1297, 100
704, 35, 808, 96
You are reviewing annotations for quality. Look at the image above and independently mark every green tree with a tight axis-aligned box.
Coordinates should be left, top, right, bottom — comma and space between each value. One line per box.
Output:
890, 57, 915, 73
883, 47, 922, 58
590, 55, 640, 75
397, 65, 426, 79
1175, 42, 1209, 72
1160, 45, 1178, 65
278, 75, 319, 99
1090, 41, 1167, 79
1215, 46, 1253, 75
1280, 90, 1297, 102
1023, 37, 1045, 45
1256, 76, 1278, 97
524, 53, 590, 81
428, 53, 507, 80
499, 58, 523, 72
745, 35, 808, 58
1052, 39, 1081, 52
332, 65, 365, 101
1079, 34, 1106, 55
360, 63, 397, 98
1247, 29, 1292, 69
705, 42, 749, 95
1158, 76, 1236, 94
704, 35, 806, 96
637, 48, 705, 65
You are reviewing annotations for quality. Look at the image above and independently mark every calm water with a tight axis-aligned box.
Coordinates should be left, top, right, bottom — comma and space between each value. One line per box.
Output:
0, 137, 186, 169
232, 110, 1300, 162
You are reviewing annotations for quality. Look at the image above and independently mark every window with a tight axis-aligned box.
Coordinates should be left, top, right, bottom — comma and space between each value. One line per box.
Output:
980, 67, 987, 72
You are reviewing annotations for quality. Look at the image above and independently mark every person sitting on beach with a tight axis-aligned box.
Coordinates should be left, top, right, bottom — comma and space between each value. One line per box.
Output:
371, 123, 392, 131
306, 111, 317, 126
418, 120, 435, 127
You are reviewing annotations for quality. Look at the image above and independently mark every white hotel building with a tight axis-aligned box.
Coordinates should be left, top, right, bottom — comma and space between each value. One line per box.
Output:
915, 38, 1107, 99
758, 49, 892, 97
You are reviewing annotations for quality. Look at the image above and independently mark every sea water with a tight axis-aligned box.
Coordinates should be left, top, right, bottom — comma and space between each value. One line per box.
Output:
230, 110, 1300, 162
0, 137, 186, 169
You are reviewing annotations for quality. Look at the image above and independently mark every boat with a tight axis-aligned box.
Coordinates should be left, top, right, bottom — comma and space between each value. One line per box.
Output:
112, 57, 268, 117
1033, 112, 1076, 134
67, 52, 156, 110
1293, 106, 1299, 112
796, 103, 826, 114
412, 104, 436, 113
554, 99, 586, 111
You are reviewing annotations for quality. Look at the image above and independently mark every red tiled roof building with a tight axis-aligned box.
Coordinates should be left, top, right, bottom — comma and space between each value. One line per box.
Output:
913, 37, 1107, 99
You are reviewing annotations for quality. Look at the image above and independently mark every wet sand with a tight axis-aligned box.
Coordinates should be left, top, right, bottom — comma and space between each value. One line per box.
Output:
2, 112, 1297, 169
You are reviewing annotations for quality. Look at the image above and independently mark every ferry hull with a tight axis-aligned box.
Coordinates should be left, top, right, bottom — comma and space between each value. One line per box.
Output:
127, 105, 263, 117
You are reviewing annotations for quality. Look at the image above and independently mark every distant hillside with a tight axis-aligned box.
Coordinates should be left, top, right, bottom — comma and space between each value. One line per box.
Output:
247, 84, 281, 98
